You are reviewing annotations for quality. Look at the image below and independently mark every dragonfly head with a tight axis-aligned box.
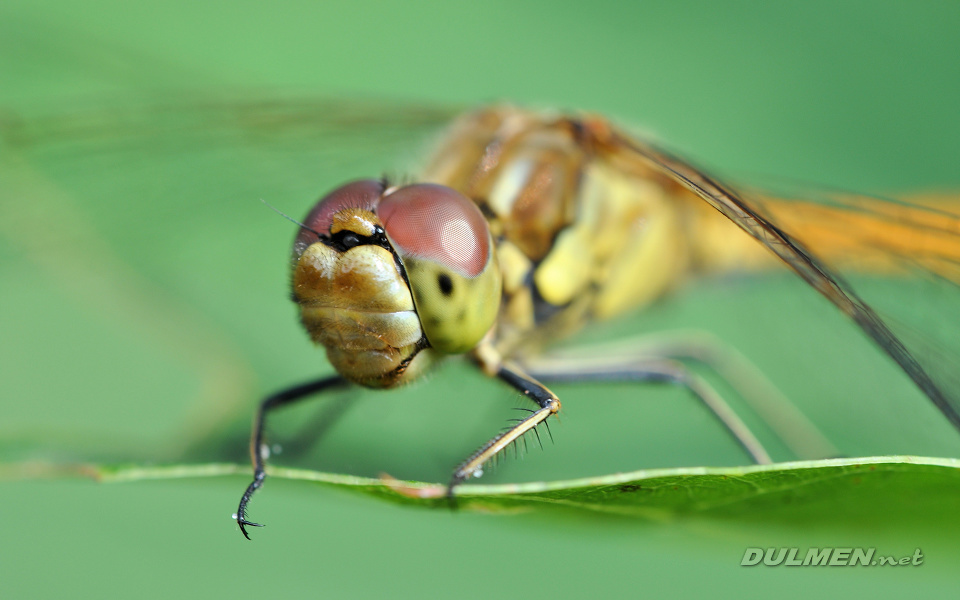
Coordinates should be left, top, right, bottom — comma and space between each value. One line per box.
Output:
291, 179, 501, 387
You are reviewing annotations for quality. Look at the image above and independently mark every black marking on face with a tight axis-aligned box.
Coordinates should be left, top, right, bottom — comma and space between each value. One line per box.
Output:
329, 225, 393, 253
340, 232, 360, 248
438, 273, 454, 296
388, 336, 430, 378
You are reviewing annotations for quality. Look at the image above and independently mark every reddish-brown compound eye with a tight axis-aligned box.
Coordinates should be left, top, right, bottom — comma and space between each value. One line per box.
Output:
377, 183, 499, 354
377, 184, 490, 277
293, 179, 384, 257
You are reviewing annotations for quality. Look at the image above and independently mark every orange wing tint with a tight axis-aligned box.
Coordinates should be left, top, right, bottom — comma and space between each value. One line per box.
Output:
758, 193, 960, 282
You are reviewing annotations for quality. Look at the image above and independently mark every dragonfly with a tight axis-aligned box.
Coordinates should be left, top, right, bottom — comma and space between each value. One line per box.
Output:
230, 104, 960, 539
2, 96, 958, 538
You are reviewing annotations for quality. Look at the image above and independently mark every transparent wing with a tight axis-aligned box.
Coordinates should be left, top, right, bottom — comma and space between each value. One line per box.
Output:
0, 94, 460, 448
752, 187, 960, 424
613, 132, 960, 433
0, 93, 461, 271
1, 93, 460, 185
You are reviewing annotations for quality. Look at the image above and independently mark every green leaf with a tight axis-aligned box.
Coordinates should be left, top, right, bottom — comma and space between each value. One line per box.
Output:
5, 456, 958, 529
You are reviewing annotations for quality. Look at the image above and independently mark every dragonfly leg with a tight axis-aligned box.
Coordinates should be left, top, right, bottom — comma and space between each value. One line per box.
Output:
525, 355, 773, 465
235, 375, 348, 540
447, 361, 560, 496
281, 393, 358, 459
533, 331, 838, 460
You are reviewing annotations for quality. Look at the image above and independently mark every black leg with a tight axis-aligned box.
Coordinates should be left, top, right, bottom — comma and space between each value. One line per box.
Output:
536, 332, 836, 459
525, 356, 773, 464
236, 375, 348, 539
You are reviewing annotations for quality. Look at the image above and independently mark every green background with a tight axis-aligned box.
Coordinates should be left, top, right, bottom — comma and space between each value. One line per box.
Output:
3, 1, 960, 597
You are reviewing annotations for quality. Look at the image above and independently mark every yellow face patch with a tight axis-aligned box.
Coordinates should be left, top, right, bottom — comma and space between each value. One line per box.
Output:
398, 238, 501, 354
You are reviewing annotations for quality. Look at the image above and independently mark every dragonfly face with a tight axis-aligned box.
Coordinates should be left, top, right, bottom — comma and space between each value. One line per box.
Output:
292, 178, 501, 388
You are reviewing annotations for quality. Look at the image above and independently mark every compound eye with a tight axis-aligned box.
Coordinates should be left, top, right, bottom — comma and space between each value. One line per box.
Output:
377, 184, 490, 277
377, 184, 499, 354
293, 179, 383, 256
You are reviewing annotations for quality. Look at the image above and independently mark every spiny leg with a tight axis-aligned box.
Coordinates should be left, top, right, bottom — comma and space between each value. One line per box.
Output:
534, 331, 838, 460
447, 361, 560, 496
525, 355, 773, 465
236, 375, 348, 539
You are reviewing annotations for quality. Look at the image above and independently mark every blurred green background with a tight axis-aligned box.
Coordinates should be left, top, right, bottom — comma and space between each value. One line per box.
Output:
3, 0, 960, 597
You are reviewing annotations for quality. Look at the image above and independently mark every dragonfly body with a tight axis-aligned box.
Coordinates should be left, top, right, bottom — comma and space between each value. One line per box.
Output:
419, 106, 776, 361
236, 104, 960, 538
0, 91, 954, 539
289, 106, 778, 392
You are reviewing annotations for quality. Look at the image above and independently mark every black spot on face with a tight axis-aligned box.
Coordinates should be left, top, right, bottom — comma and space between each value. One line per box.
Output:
438, 273, 453, 296
330, 229, 372, 252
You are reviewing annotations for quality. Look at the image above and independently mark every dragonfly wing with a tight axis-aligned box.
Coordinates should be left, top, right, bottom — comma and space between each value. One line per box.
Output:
1, 94, 461, 178
0, 94, 462, 273
0, 94, 460, 445
749, 186, 960, 423
614, 132, 960, 433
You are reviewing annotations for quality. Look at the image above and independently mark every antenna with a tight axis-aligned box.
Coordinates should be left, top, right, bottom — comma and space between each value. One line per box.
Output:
261, 199, 322, 239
